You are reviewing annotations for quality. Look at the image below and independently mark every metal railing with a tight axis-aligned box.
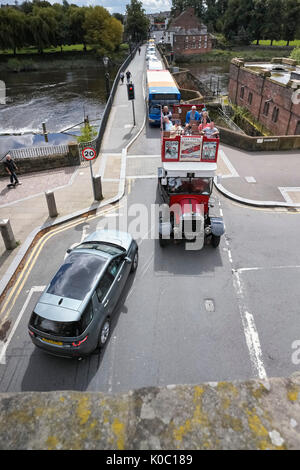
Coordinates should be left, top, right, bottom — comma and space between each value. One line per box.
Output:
217, 107, 245, 134
9, 144, 70, 160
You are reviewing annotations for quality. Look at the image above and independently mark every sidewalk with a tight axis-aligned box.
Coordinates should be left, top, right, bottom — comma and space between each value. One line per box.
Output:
216, 144, 300, 208
0, 45, 147, 292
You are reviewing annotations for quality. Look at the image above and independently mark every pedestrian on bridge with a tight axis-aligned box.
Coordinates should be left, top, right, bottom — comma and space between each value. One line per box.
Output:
120, 72, 124, 85
126, 70, 132, 83
4, 154, 21, 187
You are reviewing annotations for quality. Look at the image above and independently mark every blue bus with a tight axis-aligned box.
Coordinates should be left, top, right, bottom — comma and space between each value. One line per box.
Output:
147, 70, 181, 126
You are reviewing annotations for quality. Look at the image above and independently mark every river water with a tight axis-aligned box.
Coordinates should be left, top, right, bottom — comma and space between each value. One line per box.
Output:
0, 61, 230, 157
0, 67, 110, 156
182, 61, 230, 96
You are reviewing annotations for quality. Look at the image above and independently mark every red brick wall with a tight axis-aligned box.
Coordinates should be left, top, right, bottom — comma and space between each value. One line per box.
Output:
173, 34, 212, 55
229, 62, 300, 136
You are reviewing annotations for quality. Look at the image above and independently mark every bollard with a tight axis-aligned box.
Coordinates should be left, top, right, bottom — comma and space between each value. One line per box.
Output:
45, 191, 58, 218
0, 219, 17, 250
42, 122, 48, 143
93, 175, 103, 201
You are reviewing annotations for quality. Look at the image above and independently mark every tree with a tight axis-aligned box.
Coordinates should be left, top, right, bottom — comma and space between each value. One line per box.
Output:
28, 6, 58, 53
0, 8, 27, 54
51, 3, 71, 51
282, 0, 300, 45
171, 0, 204, 17
263, 0, 283, 45
124, 0, 149, 43
223, 0, 255, 44
69, 5, 88, 51
83, 6, 122, 55
250, 0, 268, 44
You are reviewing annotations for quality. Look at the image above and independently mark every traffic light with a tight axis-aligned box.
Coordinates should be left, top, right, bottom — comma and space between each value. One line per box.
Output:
127, 83, 135, 100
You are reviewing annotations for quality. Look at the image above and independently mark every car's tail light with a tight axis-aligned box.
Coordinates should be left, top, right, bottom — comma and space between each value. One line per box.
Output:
72, 336, 88, 347
28, 329, 35, 337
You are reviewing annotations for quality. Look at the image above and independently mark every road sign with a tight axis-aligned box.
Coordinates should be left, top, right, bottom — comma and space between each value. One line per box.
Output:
82, 147, 96, 161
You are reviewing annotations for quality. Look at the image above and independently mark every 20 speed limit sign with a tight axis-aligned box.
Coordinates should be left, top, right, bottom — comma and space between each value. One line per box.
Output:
82, 147, 96, 161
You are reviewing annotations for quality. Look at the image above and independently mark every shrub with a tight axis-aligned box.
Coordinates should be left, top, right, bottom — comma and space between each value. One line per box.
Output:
290, 47, 300, 64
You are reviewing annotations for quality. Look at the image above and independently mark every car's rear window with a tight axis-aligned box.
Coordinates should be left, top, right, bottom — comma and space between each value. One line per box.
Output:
75, 242, 125, 256
30, 301, 94, 338
47, 252, 106, 301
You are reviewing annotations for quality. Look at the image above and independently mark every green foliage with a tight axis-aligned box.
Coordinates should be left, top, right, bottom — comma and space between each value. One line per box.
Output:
124, 0, 150, 42
290, 47, 300, 64
0, 2, 123, 55
169, 0, 299, 44
83, 6, 122, 53
7, 58, 38, 72
77, 123, 97, 144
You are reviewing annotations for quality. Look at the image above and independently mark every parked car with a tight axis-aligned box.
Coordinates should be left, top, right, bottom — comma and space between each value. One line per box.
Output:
28, 230, 138, 358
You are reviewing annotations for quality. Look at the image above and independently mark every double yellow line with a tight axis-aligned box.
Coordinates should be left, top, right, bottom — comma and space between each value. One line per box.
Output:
0, 203, 120, 326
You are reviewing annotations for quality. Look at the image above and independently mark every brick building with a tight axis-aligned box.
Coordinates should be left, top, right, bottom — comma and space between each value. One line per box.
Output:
167, 7, 213, 56
228, 58, 300, 136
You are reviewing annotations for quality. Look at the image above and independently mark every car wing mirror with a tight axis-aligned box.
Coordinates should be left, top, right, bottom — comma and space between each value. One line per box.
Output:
124, 256, 132, 264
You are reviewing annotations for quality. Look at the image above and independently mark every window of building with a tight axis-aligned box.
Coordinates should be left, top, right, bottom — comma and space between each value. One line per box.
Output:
263, 101, 270, 116
272, 106, 279, 123
240, 86, 245, 99
248, 92, 253, 105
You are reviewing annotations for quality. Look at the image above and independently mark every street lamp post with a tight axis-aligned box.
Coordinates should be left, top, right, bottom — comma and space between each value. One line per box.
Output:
103, 56, 110, 101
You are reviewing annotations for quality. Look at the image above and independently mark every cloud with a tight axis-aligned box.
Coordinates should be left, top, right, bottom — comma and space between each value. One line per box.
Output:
1, 0, 172, 14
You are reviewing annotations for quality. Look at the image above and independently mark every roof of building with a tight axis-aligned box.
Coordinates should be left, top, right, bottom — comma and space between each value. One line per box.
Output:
167, 7, 208, 35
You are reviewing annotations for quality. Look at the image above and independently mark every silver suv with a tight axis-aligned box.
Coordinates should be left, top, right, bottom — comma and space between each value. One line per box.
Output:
28, 230, 138, 358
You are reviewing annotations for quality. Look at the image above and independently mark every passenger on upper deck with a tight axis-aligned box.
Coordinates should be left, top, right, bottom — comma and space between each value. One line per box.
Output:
162, 106, 173, 130
198, 111, 211, 132
163, 116, 172, 131
185, 105, 201, 124
201, 121, 219, 139
170, 121, 183, 136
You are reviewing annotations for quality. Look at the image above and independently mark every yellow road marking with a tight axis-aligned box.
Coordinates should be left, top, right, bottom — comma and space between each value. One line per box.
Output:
0, 203, 120, 325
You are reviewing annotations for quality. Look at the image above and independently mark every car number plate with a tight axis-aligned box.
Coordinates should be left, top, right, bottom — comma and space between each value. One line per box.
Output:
42, 338, 63, 346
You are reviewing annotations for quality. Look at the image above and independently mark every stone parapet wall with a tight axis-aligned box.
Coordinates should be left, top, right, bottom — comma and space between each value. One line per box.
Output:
0, 142, 80, 177
0, 377, 299, 449
219, 126, 300, 151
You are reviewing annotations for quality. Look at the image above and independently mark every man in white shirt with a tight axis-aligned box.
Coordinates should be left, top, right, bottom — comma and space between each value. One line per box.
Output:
202, 121, 219, 138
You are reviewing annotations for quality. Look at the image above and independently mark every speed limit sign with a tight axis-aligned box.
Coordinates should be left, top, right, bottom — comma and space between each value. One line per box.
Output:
82, 147, 96, 161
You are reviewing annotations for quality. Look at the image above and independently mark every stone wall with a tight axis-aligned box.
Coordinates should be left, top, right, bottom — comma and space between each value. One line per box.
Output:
0, 376, 299, 449
228, 58, 300, 136
219, 126, 300, 151
0, 142, 80, 177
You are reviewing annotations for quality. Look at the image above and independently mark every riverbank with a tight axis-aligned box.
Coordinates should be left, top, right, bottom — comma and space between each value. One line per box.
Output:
174, 48, 291, 64
0, 48, 129, 73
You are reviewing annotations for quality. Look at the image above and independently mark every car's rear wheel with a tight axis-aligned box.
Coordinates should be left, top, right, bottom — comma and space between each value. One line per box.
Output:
131, 249, 139, 272
98, 318, 110, 348
211, 235, 221, 248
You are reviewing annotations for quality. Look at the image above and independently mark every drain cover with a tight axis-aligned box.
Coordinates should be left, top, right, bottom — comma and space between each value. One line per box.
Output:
205, 299, 215, 312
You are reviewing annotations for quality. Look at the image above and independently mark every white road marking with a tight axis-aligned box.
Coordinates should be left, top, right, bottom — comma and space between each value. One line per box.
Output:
64, 223, 90, 260
0, 285, 45, 365
126, 175, 157, 179
238, 265, 300, 273
278, 187, 300, 204
245, 176, 256, 183
232, 269, 267, 380
219, 149, 239, 178
220, 201, 267, 381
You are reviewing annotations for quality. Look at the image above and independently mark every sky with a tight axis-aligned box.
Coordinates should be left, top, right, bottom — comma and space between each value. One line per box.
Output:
1, 0, 172, 14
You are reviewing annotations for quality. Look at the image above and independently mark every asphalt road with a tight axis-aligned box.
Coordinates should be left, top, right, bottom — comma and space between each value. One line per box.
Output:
1, 124, 300, 393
